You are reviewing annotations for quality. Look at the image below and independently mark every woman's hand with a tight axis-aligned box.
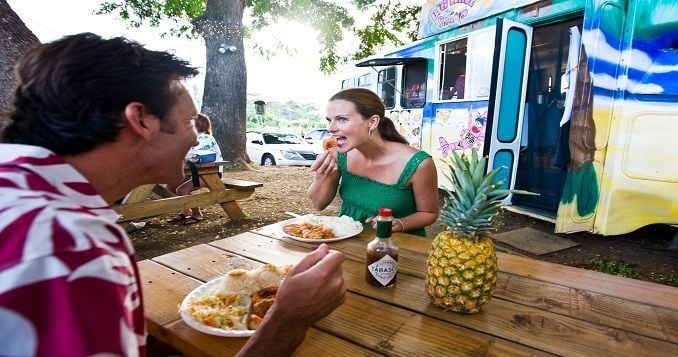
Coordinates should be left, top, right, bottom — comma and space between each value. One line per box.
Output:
365, 217, 405, 232
307, 149, 340, 210
310, 149, 337, 176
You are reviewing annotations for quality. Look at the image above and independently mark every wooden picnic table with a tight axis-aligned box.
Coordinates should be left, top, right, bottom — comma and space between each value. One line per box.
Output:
114, 161, 261, 224
139, 218, 678, 356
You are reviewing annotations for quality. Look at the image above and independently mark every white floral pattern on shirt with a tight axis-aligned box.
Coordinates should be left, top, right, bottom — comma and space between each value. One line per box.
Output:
0, 144, 146, 356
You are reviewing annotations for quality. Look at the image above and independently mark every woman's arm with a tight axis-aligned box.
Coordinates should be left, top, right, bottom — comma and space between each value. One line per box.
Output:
307, 150, 340, 210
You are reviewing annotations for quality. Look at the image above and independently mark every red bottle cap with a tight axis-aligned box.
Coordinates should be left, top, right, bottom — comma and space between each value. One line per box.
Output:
377, 208, 393, 217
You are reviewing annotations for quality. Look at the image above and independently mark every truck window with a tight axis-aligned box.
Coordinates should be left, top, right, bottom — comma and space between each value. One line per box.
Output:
378, 67, 396, 109
342, 78, 355, 89
402, 61, 427, 108
357, 73, 373, 88
438, 38, 468, 100
437, 27, 495, 101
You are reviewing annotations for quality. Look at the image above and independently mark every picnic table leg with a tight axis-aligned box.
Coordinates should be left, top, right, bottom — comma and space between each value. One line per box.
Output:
118, 184, 156, 228
201, 173, 248, 220
122, 184, 156, 205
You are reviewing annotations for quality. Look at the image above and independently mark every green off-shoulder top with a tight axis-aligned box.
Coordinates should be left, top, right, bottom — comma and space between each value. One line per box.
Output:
337, 150, 431, 237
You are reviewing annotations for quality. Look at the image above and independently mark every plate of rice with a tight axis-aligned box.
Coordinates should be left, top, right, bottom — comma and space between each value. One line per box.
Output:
179, 264, 290, 337
280, 215, 363, 243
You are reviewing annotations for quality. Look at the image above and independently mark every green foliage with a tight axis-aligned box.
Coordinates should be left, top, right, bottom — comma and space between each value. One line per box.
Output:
97, 0, 205, 38
588, 259, 637, 278
440, 149, 536, 240
245, 99, 324, 135
97, 0, 422, 73
352, 2, 420, 61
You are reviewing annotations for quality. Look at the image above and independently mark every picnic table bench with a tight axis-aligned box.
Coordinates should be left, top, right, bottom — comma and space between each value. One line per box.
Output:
114, 161, 261, 223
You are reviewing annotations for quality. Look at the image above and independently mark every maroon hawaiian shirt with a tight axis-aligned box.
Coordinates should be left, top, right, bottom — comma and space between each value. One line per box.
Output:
0, 144, 146, 356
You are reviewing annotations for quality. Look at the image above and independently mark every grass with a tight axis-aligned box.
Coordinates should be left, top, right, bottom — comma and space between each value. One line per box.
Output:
588, 259, 637, 278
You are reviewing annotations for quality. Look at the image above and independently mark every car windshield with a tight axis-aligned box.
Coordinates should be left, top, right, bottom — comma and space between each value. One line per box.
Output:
262, 133, 303, 144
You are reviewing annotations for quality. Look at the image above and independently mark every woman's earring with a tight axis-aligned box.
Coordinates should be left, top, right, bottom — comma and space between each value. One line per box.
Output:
368, 128, 373, 140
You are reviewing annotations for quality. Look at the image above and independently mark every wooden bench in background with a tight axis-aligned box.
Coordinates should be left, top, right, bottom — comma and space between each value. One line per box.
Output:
217, 178, 263, 219
220, 178, 263, 190
114, 162, 263, 224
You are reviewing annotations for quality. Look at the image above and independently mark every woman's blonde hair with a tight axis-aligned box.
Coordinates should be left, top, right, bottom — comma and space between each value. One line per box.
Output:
195, 113, 212, 134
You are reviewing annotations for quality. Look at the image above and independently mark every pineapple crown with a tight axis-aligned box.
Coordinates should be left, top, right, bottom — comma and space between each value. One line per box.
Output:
440, 149, 534, 239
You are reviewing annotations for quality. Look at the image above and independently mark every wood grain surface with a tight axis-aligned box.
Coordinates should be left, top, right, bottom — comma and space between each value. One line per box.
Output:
138, 222, 678, 356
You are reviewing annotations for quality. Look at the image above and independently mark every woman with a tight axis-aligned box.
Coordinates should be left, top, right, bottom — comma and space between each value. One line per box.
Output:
167, 113, 223, 225
308, 88, 439, 236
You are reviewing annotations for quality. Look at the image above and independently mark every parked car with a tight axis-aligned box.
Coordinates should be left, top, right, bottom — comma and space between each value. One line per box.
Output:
303, 128, 331, 153
246, 131, 318, 166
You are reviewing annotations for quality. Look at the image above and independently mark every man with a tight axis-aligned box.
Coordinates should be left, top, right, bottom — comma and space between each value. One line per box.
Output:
0, 33, 346, 356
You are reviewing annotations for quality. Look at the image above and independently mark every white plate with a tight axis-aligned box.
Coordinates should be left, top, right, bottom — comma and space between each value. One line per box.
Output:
179, 276, 255, 337
279, 215, 363, 243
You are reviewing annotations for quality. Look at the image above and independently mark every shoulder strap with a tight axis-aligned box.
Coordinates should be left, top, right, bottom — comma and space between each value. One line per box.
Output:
337, 152, 347, 172
396, 151, 431, 187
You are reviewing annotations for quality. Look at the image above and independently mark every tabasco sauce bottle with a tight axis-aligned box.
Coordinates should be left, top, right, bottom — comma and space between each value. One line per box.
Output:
365, 208, 399, 287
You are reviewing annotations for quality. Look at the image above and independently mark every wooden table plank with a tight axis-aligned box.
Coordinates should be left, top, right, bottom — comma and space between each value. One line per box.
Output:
253, 224, 678, 342
140, 255, 379, 357
212, 232, 678, 357
497, 253, 678, 310
138, 260, 201, 339
495, 271, 678, 344
154, 243, 549, 356
152, 244, 260, 281
157, 319, 381, 357
318, 293, 550, 356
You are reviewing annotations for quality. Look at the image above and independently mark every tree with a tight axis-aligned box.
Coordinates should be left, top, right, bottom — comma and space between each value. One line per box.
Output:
98, 0, 420, 166
0, 0, 40, 130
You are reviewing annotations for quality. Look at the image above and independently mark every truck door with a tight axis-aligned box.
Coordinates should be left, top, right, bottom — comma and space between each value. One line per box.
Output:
484, 18, 533, 193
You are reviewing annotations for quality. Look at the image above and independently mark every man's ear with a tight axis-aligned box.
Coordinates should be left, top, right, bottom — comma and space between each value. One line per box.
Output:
123, 102, 158, 140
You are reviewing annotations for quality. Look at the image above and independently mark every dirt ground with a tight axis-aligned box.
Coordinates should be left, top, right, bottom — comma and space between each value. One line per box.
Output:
129, 166, 677, 287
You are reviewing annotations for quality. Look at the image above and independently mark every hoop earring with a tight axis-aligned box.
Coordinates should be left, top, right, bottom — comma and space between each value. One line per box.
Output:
368, 128, 373, 140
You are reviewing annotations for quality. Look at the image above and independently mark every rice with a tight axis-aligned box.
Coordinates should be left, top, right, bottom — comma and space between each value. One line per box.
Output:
301, 215, 362, 237
222, 264, 290, 294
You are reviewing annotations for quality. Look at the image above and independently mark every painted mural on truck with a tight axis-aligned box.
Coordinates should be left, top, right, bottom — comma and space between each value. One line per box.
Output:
556, 0, 678, 234
418, 0, 539, 38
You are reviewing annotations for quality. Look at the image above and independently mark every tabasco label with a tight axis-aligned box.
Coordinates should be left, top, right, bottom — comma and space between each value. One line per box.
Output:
368, 255, 398, 286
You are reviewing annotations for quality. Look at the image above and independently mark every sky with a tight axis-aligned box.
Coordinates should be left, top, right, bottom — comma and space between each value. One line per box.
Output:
7, 0, 342, 109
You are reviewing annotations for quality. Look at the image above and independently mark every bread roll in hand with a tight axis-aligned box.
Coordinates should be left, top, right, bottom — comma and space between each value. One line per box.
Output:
323, 137, 337, 151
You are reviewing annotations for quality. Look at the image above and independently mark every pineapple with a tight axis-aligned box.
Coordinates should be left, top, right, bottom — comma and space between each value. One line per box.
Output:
426, 148, 530, 313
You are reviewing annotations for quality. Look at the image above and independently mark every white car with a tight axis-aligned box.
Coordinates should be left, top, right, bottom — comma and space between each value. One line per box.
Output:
303, 128, 331, 154
246, 131, 318, 166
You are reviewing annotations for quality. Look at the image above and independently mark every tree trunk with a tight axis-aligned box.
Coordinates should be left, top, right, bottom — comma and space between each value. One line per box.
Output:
0, 0, 40, 130
197, 0, 248, 167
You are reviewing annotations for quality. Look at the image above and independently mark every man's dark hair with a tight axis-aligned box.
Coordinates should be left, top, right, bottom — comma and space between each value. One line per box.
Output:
1, 32, 199, 155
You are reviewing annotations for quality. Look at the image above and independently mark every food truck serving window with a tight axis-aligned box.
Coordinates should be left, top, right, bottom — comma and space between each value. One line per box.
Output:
402, 61, 427, 108
378, 67, 396, 109
437, 27, 495, 101
439, 38, 468, 100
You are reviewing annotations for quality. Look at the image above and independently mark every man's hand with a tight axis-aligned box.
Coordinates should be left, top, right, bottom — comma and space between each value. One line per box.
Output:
236, 244, 346, 356
271, 243, 346, 325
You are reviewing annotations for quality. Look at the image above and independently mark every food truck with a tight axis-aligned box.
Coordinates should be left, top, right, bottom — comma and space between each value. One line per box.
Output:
339, 0, 678, 235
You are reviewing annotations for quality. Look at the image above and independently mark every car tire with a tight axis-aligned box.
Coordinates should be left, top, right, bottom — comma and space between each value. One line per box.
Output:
262, 154, 276, 166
